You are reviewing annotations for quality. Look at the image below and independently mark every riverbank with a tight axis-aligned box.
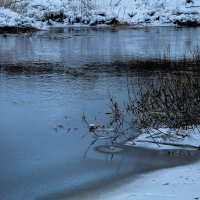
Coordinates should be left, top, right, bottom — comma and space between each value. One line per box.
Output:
0, 0, 200, 31
98, 160, 200, 200
97, 126, 200, 200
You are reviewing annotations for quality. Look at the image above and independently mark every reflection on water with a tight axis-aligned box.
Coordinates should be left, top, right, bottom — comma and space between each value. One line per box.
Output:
0, 27, 200, 200
1, 27, 200, 66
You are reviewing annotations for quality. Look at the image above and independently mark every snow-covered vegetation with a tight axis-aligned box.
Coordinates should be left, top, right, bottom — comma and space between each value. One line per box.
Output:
0, 0, 200, 29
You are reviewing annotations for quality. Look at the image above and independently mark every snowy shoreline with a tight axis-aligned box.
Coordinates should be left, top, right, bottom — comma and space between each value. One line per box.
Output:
98, 160, 200, 200
1, 0, 200, 31
92, 125, 200, 200
100, 127, 200, 200
116, 128, 200, 199
106, 127, 200, 200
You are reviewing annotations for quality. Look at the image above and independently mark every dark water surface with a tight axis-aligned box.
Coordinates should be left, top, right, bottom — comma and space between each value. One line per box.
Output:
0, 27, 200, 200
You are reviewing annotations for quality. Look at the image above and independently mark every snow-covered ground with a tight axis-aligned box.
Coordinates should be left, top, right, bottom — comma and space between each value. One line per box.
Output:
0, 0, 200, 29
98, 127, 200, 200
92, 126, 200, 200
98, 160, 200, 200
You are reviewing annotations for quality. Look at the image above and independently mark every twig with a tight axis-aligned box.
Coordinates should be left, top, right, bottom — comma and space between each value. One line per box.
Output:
114, 0, 123, 6
135, 140, 200, 150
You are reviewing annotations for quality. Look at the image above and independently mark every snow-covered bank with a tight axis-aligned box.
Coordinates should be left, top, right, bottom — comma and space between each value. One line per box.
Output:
87, 122, 200, 200
1, 0, 200, 30
99, 127, 200, 200
98, 160, 200, 200
88, 122, 200, 199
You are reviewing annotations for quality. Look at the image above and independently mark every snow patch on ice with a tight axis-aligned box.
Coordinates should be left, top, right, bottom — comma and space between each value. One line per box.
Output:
128, 127, 200, 150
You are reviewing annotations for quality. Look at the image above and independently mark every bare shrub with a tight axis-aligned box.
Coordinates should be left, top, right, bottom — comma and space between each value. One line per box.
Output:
83, 59, 200, 147
126, 72, 200, 131
83, 71, 199, 150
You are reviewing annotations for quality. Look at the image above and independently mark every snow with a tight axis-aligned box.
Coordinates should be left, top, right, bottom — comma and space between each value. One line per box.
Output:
97, 127, 200, 200
88, 123, 200, 200
0, 7, 45, 29
98, 161, 200, 200
0, 0, 200, 29
130, 127, 200, 150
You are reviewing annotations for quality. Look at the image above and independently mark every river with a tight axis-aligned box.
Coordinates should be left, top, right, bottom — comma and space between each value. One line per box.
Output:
0, 26, 200, 200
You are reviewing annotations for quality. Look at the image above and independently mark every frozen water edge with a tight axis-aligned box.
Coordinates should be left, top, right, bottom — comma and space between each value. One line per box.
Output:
98, 128, 200, 200
100, 129, 200, 200
98, 160, 200, 200
86, 123, 200, 199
